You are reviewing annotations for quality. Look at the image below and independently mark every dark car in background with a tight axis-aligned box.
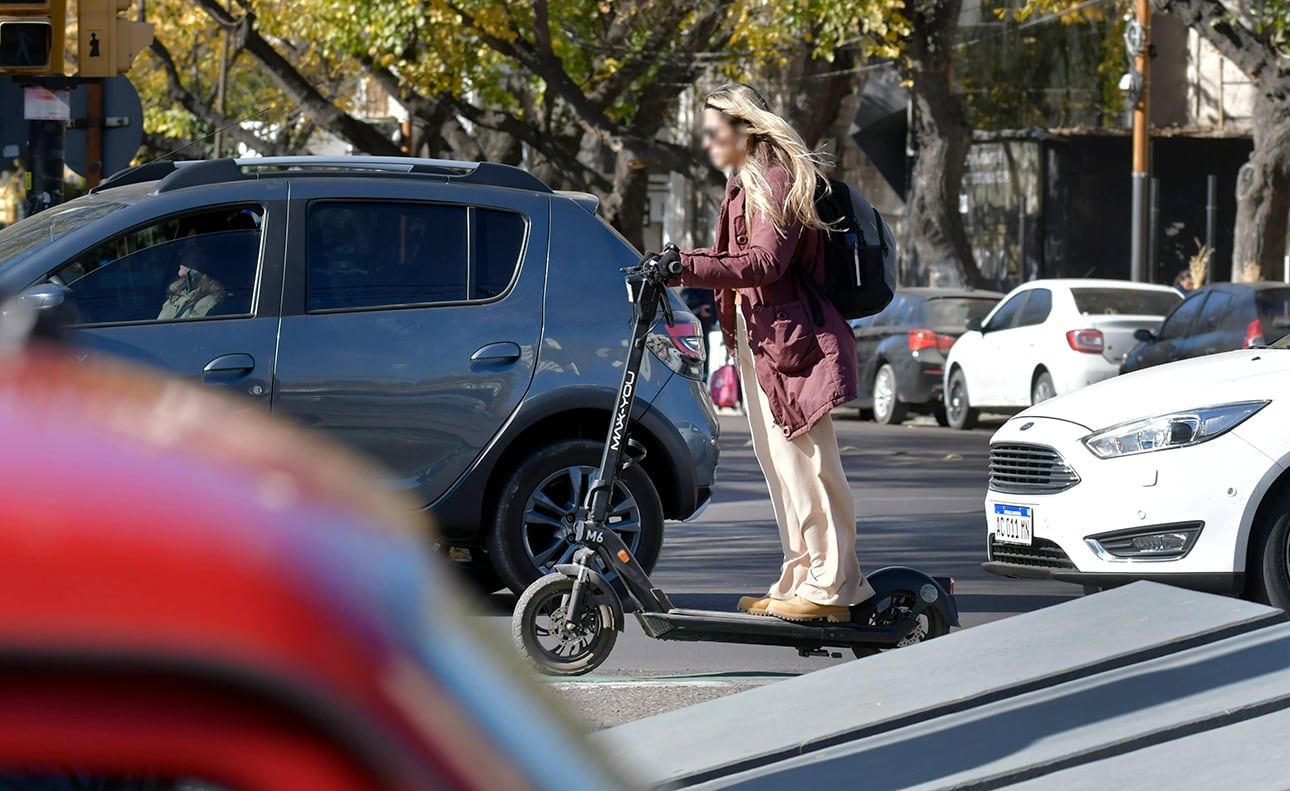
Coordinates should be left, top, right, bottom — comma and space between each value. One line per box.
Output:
851, 288, 1003, 424
0, 156, 719, 596
1121, 282, 1290, 374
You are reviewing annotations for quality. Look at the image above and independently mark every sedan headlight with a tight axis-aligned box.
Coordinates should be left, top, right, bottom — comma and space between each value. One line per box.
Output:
1083, 401, 1269, 458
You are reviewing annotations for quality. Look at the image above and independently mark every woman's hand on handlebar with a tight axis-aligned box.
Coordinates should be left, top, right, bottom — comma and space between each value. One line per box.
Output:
656, 244, 682, 279
630, 243, 683, 286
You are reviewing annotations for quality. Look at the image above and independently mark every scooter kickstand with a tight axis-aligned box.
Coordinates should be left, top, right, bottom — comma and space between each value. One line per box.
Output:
797, 648, 843, 659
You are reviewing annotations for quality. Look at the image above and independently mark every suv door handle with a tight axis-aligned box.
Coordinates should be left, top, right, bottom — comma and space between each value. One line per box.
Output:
470, 342, 522, 363
203, 353, 256, 379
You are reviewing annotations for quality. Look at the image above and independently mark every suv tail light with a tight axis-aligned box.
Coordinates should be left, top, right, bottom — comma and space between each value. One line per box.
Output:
647, 316, 706, 380
908, 329, 957, 353
1066, 329, 1104, 354
1245, 318, 1266, 348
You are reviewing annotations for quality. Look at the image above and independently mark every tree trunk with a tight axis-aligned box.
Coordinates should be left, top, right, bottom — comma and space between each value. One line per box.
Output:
1233, 91, 1290, 281
601, 150, 653, 250
789, 46, 860, 150
903, 0, 987, 289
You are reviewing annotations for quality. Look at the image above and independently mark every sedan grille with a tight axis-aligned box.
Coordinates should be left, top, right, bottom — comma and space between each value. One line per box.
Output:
990, 443, 1080, 494
988, 537, 1076, 570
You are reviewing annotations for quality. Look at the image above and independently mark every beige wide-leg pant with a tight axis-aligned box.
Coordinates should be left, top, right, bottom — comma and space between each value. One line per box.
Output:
736, 310, 875, 606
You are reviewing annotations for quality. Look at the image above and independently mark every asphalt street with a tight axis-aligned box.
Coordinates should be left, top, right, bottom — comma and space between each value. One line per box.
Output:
478, 410, 1080, 729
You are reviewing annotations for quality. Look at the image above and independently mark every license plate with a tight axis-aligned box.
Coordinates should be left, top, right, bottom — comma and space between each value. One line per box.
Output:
993, 503, 1033, 546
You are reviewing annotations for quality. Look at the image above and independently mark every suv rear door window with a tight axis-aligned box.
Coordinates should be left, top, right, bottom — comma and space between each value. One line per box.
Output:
474, 209, 526, 299
307, 202, 527, 311
1071, 288, 1179, 316
307, 202, 468, 310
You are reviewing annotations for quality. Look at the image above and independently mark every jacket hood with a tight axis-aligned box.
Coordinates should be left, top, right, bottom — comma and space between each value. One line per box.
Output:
1018, 348, 1290, 430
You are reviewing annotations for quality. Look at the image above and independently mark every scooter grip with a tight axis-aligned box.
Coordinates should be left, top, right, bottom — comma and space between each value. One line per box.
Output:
661, 243, 683, 276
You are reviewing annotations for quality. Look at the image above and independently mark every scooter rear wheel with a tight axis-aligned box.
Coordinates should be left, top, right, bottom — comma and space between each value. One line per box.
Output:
513, 572, 618, 676
851, 588, 950, 659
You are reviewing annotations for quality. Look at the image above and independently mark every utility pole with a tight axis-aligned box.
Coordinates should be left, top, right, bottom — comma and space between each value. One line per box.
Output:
1128, 0, 1151, 283
25, 113, 64, 216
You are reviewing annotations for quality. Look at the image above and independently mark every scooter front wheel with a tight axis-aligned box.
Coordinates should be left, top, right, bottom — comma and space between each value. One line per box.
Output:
851, 587, 950, 658
513, 572, 618, 676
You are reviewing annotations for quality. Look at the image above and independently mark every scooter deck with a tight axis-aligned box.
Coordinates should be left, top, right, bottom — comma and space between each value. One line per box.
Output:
635, 607, 917, 649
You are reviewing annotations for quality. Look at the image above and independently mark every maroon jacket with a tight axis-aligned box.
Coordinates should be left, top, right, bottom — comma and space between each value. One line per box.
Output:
680, 166, 859, 440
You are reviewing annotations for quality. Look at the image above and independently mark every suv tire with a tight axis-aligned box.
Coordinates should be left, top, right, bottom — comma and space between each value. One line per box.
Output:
489, 439, 664, 595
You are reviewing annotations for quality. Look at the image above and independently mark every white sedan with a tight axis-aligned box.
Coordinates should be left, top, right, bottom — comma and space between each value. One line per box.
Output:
983, 342, 1290, 605
943, 279, 1181, 430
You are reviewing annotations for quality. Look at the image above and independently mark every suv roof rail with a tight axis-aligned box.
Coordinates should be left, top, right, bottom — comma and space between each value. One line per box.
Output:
92, 156, 553, 195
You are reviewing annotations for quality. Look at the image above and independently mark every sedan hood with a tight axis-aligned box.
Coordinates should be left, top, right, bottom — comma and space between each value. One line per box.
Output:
1019, 348, 1290, 430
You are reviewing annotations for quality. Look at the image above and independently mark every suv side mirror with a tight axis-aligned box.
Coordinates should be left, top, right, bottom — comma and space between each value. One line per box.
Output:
16, 283, 78, 327
966, 318, 984, 333
1133, 328, 1156, 343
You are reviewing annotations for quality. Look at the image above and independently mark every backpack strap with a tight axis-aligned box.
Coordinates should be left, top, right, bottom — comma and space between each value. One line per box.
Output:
873, 207, 889, 258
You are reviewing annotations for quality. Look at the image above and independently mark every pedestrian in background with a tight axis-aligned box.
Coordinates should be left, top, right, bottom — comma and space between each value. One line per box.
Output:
663, 83, 875, 623
1174, 269, 1195, 296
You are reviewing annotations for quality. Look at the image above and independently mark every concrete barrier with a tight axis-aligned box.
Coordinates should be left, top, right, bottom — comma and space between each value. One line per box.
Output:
596, 582, 1285, 789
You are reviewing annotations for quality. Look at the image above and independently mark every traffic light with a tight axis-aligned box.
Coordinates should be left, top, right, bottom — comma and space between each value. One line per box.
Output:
0, 0, 64, 75
77, 0, 152, 78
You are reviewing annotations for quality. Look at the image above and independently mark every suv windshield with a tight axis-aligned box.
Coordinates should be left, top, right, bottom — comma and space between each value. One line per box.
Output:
1071, 287, 1179, 317
0, 200, 126, 271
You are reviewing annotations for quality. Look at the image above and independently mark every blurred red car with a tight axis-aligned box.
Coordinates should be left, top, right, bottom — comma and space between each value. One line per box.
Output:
0, 342, 624, 791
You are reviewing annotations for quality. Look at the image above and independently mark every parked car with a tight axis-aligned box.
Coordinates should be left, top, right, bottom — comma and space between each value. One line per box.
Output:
850, 288, 1003, 424
943, 279, 1181, 430
0, 156, 719, 595
0, 343, 626, 790
1121, 282, 1290, 373
982, 335, 1290, 607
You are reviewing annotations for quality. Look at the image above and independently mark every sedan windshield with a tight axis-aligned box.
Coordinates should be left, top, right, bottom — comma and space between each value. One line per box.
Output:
0, 200, 125, 272
1071, 287, 1180, 317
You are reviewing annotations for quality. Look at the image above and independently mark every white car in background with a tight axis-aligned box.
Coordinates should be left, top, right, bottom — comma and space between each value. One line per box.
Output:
943, 279, 1181, 430
982, 340, 1290, 606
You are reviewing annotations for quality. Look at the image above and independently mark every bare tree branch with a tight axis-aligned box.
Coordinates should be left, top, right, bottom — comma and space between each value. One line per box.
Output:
192, 0, 403, 156
148, 37, 294, 156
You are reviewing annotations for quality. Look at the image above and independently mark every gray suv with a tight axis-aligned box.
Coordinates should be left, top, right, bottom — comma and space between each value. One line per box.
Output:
0, 157, 719, 594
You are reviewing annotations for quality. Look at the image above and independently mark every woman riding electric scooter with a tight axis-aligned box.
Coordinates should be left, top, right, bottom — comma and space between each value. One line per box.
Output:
665, 82, 873, 623
511, 85, 957, 676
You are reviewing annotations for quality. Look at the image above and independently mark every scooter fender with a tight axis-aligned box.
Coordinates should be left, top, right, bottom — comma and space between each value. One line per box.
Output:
867, 566, 960, 627
553, 564, 626, 632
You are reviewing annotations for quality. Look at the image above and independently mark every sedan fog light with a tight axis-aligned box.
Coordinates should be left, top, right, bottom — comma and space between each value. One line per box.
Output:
1130, 533, 1189, 553
1085, 522, 1203, 560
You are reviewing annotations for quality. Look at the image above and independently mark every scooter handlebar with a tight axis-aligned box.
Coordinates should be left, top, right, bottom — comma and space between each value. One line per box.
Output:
622, 243, 682, 285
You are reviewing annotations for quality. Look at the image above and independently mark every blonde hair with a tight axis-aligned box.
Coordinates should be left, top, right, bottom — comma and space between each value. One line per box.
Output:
704, 83, 830, 235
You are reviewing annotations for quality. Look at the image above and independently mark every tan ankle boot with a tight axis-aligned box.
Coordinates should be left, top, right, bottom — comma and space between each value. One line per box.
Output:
737, 595, 774, 615
766, 596, 851, 623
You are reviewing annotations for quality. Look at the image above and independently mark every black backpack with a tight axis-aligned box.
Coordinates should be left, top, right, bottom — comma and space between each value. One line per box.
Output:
799, 177, 897, 323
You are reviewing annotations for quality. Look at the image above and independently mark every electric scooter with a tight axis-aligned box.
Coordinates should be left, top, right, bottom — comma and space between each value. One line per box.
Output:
512, 245, 960, 676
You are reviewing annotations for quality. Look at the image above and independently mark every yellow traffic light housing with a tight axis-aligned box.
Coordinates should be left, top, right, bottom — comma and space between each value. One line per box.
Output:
77, 0, 153, 78
0, 0, 63, 75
